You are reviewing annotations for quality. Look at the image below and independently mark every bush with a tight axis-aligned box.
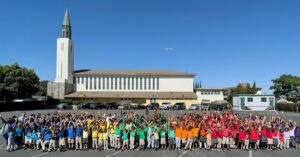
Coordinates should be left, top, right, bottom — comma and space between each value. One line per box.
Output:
276, 103, 300, 112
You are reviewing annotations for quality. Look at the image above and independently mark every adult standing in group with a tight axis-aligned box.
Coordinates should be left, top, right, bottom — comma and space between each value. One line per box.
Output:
0, 114, 9, 145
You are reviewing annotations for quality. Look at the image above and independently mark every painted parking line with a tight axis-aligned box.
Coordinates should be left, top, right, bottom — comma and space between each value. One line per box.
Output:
105, 150, 121, 157
249, 150, 252, 157
32, 152, 48, 157
178, 150, 189, 157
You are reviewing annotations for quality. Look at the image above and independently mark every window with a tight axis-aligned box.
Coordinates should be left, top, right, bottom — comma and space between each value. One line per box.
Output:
94, 77, 96, 90
140, 77, 142, 90
127, 77, 130, 90
144, 77, 147, 90
82, 76, 84, 84
148, 77, 151, 90
111, 77, 113, 90
98, 77, 101, 90
119, 77, 122, 90
261, 97, 267, 102
103, 77, 105, 90
247, 97, 253, 102
123, 77, 126, 90
136, 77, 138, 90
85, 77, 88, 90
152, 77, 155, 90
90, 77, 92, 90
107, 77, 109, 90
77, 77, 80, 84
157, 77, 159, 90
132, 77, 134, 90
115, 77, 118, 90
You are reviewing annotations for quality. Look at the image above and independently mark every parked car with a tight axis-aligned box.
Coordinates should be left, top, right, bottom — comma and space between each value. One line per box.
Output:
105, 102, 118, 110
130, 103, 139, 110
78, 103, 90, 110
189, 104, 199, 110
173, 102, 186, 110
200, 103, 210, 110
118, 104, 130, 110
146, 103, 159, 110
56, 103, 72, 110
215, 104, 224, 111
159, 102, 172, 110
89, 103, 105, 110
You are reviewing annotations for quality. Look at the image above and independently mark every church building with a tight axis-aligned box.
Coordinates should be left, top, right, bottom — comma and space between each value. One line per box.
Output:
47, 8, 197, 107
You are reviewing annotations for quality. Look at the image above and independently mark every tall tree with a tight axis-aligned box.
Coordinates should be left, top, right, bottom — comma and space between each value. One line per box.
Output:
35, 80, 49, 96
270, 74, 300, 103
0, 63, 40, 101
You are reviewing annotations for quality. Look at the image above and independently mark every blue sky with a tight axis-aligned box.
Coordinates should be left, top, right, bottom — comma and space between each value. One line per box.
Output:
0, 0, 300, 91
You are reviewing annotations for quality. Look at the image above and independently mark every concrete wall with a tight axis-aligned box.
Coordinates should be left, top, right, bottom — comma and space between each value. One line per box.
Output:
47, 82, 74, 99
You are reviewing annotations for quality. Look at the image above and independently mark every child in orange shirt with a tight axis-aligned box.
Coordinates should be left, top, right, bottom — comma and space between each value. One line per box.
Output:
181, 125, 188, 149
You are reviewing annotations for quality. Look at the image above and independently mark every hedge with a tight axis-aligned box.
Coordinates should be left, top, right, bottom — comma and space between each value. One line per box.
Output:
276, 103, 300, 112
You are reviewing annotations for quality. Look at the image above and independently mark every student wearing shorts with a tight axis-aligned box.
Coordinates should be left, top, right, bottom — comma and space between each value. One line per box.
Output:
36, 129, 42, 150
229, 126, 237, 149
192, 125, 199, 149
31, 130, 37, 149
199, 127, 207, 149
272, 128, 279, 150
98, 128, 104, 150
108, 124, 115, 149
222, 125, 230, 150
122, 129, 129, 150
260, 126, 268, 149
211, 127, 218, 149
168, 126, 176, 149
139, 126, 146, 150
129, 128, 136, 150
42, 130, 51, 151
206, 129, 212, 150
266, 128, 273, 150
216, 127, 223, 149
68, 125, 75, 150
82, 127, 89, 150
181, 126, 188, 149
154, 128, 160, 150
284, 128, 290, 149
160, 127, 167, 149
91, 126, 98, 149
249, 128, 257, 150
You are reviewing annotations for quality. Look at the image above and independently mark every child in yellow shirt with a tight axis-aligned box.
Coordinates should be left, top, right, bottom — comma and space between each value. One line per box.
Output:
98, 129, 104, 150
92, 126, 98, 149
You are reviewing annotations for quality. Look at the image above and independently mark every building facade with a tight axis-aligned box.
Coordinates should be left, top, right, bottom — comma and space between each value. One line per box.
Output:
233, 94, 275, 111
47, 8, 197, 107
195, 87, 230, 104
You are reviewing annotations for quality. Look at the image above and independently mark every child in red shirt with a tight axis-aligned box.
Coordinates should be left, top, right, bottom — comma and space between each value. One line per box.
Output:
267, 128, 273, 150
279, 129, 284, 149
238, 127, 246, 150
272, 128, 279, 150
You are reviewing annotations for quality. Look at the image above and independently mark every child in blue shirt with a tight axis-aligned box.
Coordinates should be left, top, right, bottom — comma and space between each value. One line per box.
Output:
31, 130, 37, 149
7, 128, 15, 152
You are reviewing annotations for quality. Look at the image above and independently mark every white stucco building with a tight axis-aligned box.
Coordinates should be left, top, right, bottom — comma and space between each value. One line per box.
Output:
233, 94, 275, 111
47, 8, 197, 107
195, 87, 231, 104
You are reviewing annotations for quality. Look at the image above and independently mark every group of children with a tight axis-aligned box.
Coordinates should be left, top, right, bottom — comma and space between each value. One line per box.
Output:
1, 110, 300, 152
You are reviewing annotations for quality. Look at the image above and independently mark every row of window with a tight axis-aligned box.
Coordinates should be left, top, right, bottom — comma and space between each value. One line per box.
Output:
247, 97, 267, 102
201, 91, 221, 95
76, 77, 160, 91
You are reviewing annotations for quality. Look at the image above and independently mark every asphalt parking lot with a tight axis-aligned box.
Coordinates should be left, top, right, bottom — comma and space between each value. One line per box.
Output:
0, 109, 300, 157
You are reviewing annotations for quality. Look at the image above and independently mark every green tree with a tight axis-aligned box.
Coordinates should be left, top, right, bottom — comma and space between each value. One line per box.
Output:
35, 80, 49, 96
0, 63, 40, 101
270, 74, 300, 103
227, 83, 259, 103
